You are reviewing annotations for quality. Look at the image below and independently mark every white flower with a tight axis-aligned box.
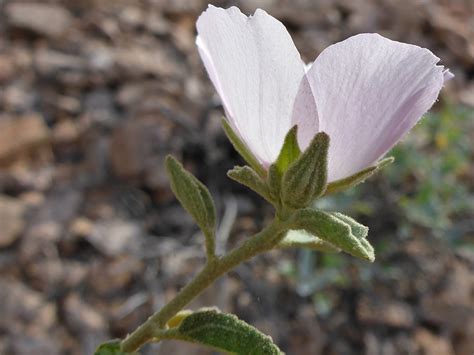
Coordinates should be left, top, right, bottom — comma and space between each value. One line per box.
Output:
196, 5, 452, 182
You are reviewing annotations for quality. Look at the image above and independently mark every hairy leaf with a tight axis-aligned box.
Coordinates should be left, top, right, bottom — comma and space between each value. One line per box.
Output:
292, 209, 374, 261
329, 212, 368, 239
165, 156, 216, 256
179, 309, 282, 354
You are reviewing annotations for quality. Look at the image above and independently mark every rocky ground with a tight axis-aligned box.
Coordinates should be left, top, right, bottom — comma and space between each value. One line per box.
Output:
0, 1, 473, 354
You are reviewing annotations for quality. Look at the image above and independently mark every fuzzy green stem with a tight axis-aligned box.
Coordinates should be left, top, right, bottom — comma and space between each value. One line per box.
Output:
121, 217, 291, 352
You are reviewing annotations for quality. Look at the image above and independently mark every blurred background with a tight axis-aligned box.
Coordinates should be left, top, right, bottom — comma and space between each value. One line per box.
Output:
0, 0, 473, 354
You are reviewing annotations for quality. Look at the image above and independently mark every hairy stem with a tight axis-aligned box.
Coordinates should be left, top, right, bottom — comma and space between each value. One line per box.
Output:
121, 217, 290, 352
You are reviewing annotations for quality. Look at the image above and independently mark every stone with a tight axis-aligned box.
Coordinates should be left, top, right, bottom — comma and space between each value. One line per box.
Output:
64, 294, 107, 331
52, 119, 81, 144
64, 294, 108, 355
4, 334, 61, 355
415, 328, 454, 355
0, 55, 15, 83
113, 46, 181, 77
69, 217, 94, 238
459, 83, 474, 108
357, 296, 415, 328
0, 195, 26, 248
0, 279, 57, 334
144, 13, 169, 35
110, 121, 150, 179
20, 188, 83, 260
6, 3, 73, 38
158, 0, 208, 15
35, 49, 86, 75
286, 305, 326, 354
2, 82, 37, 112
0, 115, 51, 166
25, 259, 87, 292
109, 119, 171, 191
87, 256, 144, 296
83, 89, 117, 126
86, 218, 143, 256
420, 261, 473, 331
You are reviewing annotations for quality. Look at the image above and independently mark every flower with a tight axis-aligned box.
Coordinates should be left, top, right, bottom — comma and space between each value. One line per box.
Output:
196, 5, 452, 182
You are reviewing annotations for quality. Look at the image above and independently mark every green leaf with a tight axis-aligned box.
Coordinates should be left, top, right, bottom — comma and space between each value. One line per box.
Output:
292, 209, 374, 262
193, 177, 217, 235
178, 309, 282, 354
277, 229, 340, 253
222, 118, 266, 178
165, 155, 216, 257
325, 157, 394, 195
95, 340, 137, 355
227, 166, 274, 204
275, 126, 301, 174
281, 132, 329, 209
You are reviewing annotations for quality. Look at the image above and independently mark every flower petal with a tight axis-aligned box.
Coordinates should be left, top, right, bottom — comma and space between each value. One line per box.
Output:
291, 75, 319, 150
306, 33, 447, 182
196, 5, 311, 166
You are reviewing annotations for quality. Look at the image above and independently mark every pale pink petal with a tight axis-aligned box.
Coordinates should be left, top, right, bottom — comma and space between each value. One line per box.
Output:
196, 5, 310, 165
306, 33, 447, 182
443, 68, 454, 81
291, 75, 319, 149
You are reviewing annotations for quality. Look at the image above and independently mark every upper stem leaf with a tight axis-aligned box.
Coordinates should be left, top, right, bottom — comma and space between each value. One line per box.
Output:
292, 209, 374, 262
165, 155, 216, 257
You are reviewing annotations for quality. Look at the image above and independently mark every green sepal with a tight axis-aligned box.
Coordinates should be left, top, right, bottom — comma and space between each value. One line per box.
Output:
95, 340, 137, 355
178, 309, 282, 354
325, 157, 394, 195
281, 132, 329, 209
267, 164, 282, 202
227, 166, 274, 204
275, 125, 301, 174
292, 209, 374, 262
165, 156, 216, 256
221, 118, 266, 178
277, 229, 340, 253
